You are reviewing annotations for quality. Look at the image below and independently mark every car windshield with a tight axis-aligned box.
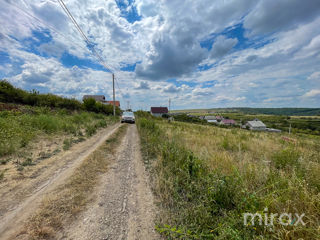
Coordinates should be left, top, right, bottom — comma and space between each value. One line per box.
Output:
123, 112, 134, 117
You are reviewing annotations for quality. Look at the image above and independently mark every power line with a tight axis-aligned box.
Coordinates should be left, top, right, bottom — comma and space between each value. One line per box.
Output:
57, 0, 90, 43
2, 0, 92, 56
57, 0, 114, 73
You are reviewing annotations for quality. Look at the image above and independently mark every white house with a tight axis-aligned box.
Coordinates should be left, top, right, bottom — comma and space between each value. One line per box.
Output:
246, 119, 267, 131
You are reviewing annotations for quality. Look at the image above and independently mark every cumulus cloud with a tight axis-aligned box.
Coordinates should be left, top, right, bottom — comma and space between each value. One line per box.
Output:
135, 0, 256, 80
303, 89, 320, 98
210, 36, 238, 58
135, 33, 208, 80
134, 81, 150, 89
1, 0, 320, 109
162, 84, 181, 93
244, 0, 320, 36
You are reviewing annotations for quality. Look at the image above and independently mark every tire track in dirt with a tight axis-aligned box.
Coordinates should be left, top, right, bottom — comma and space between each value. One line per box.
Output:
59, 124, 159, 240
0, 123, 120, 240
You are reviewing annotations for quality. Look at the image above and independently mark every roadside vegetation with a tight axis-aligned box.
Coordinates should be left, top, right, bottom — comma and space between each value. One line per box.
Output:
21, 124, 128, 239
0, 80, 120, 115
0, 80, 120, 179
0, 106, 118, 158
136, 111, 320, 239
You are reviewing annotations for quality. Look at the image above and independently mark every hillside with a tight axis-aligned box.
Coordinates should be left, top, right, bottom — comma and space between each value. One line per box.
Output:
136, 113, 320, 239
172, 107, 320, 116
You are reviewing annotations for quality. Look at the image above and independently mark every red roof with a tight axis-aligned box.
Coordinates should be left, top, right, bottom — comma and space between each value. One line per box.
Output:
151, 107, 168, 114
221, 119, 236, 124
106, 101, 120, 107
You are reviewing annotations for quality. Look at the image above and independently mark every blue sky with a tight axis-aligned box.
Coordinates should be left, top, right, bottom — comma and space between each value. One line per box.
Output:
0, 0, 320, 110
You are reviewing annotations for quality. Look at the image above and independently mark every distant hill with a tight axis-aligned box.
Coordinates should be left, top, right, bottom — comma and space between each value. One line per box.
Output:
171, 108, 320, 116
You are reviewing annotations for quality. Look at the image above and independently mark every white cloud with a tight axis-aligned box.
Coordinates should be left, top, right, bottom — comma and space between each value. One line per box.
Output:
303, 89, 320, 98
1, 0, 320, 109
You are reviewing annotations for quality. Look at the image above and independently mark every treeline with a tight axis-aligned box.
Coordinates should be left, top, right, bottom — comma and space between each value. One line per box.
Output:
235, 107, 320, 116
0, 80, 120, 115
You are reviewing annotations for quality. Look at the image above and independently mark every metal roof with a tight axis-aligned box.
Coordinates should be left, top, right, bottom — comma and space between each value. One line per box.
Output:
247, 120, 266, 128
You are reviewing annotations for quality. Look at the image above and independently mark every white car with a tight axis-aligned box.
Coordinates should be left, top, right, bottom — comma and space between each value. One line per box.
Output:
121, 111, 135, 123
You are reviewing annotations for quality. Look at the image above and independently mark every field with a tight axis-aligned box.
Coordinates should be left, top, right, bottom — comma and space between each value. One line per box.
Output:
171, 111, 320, 136
171, 108, 320, 116
136, 112, 320, 239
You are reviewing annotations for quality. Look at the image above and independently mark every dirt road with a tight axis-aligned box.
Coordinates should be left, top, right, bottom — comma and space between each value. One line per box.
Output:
0, 124, 158, 240
59, 124, 158, 240
0, 124, 120, 239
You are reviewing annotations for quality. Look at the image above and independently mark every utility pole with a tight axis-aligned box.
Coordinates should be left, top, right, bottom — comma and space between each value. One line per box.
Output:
289, 123, 291, 134
169, 98, 171, 113
112, 73, 115, 116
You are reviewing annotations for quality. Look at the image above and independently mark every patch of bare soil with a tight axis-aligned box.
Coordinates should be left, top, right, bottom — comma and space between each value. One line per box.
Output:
0, 123, 120, 240
59, 124, 159, 240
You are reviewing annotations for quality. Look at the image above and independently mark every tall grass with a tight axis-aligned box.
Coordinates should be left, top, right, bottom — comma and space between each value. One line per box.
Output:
0, 107, 118, 157
136, 114, 320, 239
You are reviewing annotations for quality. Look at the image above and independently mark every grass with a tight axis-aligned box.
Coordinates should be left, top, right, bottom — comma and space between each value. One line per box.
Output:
0, 106, 119, 157
136, 113, 320, 239
22, 124, 128, 239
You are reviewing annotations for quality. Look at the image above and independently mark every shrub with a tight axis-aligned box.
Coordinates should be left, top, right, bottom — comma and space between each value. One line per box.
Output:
63, 138, 72, 151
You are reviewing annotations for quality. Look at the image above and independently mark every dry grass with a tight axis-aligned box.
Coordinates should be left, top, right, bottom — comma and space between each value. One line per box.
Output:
160, 121, 320, 239
137, 115, 320, 239
19, 124, 128, 239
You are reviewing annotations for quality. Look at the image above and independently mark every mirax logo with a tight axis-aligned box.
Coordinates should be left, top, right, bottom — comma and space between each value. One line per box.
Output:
243, 208, 306, 227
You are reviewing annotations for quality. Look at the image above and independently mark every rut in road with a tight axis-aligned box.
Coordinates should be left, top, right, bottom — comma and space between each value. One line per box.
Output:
60, 124, 159, 240
0, 123, 120, 240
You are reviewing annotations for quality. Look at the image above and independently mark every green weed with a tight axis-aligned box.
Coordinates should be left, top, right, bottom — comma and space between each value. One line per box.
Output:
63, 138, 72, 151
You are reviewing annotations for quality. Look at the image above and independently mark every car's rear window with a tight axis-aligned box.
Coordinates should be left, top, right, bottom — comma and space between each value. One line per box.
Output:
123, 112, 134, 117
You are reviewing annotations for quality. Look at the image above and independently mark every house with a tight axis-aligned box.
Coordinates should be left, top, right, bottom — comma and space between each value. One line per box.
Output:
246, 119, 266, 131
220, 119, 236, 125
83, 95, 120, 107
204, 116, 218, 123
215, 116, 224, 121
83, 95, 106, 102
105, 101, 120, 107
151, 107, 168, 117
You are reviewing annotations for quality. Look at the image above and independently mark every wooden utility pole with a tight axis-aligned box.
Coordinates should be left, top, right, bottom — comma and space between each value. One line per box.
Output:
112, 73, 115, 116
169, 98, 171, 113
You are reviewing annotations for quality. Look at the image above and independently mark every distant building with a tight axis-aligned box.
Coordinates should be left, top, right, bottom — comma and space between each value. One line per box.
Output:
151, 107, 168, 117
220, 119, 236, 125
246, 119, 266, 131
208, 119, 218, 123
83, 95, 120, 108
105, 101, 120, 107
266, 128, 282, 133
215, 116, 224, 121
204, 116, 216, 120
204, 116, 218, 123
83, 95, 106, 102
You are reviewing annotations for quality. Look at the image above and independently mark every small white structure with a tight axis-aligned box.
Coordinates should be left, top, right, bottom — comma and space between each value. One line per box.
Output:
207, 119, 218, 123
204, 116, 218, 123
246, 119, 267, 131
266, 128, 282, 133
